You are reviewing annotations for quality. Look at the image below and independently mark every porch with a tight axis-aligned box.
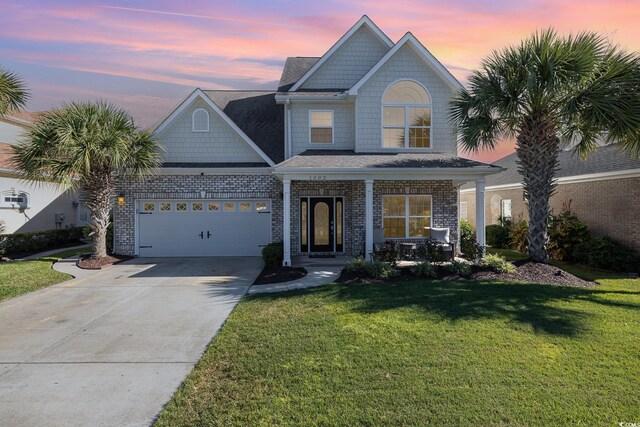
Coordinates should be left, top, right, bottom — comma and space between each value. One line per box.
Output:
275, 151, 502, 266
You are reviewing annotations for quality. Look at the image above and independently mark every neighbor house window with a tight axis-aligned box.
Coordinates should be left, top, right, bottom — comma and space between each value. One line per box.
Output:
460, 201, 468, 221
382, 80, 431, 148
192, 108, 209, 132
309, 111, 333, 144
0, 190, 29, 209
382, 195, 432, 238
501, 199, 512, 220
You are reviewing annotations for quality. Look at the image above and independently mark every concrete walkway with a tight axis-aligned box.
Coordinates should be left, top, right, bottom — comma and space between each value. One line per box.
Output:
0, 257, 262, 427
17, 243, 91, 260
248, 255, 349, 294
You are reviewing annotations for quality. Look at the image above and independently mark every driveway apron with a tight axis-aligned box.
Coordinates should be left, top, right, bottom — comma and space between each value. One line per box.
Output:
0, 257, 262, 426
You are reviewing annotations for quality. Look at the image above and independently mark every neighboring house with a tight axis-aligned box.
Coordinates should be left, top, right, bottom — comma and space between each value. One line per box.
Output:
0, 113, 90, 234
460, 145, 640, 252
114, 16, 502, 264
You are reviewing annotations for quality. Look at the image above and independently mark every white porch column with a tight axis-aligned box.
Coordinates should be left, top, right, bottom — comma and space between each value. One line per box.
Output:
475, 178, 486, 255
282, 179, 292, 266
365, 179, 374, 261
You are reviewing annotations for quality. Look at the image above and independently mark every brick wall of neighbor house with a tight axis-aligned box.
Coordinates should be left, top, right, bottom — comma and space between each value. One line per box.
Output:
460, 177, 640, 252
113, 174, 282, 256
290, 102, 355, 155
156, 98, 265, 164
301, 26, 390, 90
356, 44, 457, 155
291, 180, 458, 256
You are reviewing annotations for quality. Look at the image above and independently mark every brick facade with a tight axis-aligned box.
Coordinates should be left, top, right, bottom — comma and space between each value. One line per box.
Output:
290, 179, 458, 256
114, 175, 459, 257
460, 177, 640, 252
113, 173, 282, 256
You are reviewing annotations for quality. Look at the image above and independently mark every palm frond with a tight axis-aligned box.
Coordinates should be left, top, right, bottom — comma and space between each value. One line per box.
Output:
0, 67, 29, 116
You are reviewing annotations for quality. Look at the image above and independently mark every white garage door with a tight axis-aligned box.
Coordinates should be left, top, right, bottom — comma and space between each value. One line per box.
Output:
137, 199, 271, 257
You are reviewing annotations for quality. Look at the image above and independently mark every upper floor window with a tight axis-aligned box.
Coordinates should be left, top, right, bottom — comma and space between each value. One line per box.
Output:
192, 108, 209, 132
382, 80, 431, 149
309, 110, 334, 144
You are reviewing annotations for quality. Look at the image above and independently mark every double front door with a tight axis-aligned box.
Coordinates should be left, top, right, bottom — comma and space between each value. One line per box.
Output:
300, 197, 343, 253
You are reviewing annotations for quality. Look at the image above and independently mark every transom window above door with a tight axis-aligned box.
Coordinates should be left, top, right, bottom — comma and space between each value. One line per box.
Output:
382, 80, 431, 149
309, 111, 334, 144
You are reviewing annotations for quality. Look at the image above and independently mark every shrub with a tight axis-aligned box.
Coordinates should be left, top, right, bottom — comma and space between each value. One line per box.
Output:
486, 219, 512, 249
509, 219, 529, 253
460, 219, 483, 260
345, 256, 368, 273
481, 253, 516, 273
448, 260, 472, 276
365, 260, 399, 279
547, 209, 591, 261
411, 261, 437, 278
574, 236, 639, 272
0, 220, 5, 234
0, 227, 85, 256
261, 242, 283, 267
374, 241, 400, 264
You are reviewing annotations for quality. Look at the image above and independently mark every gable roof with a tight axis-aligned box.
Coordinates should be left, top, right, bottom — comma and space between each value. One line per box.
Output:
349, 32, 464, 95
0, 142, 15, 170
203, 90, 284, 164
289, 15, 393, 92
277, 57, 319, 92
153, 89, 279, 166
461, 145, 640, 189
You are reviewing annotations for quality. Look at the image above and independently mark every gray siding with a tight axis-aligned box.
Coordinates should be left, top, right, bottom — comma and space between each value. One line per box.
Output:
290, 102, 355, 155
156, 98, 265, 164
355, 44, 458, 155
301, 26, 389, 90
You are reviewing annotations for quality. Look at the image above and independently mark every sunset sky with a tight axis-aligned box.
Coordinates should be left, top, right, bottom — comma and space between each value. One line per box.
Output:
2, 0, 639, 161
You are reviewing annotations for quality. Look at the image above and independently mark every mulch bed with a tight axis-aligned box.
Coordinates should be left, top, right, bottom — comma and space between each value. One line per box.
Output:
336, 260, 597, 288
470, 260, 596, 287
77, 254, 132, 270
253, 266, 308, 285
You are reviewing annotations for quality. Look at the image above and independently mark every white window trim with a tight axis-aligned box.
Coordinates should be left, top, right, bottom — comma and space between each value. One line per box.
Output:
381, 79, 433, 151
308, 110, 334, 144
382, 195, 432, 239
192, 108, 210, 132
460, 201, 468, 221
501, 199, 512, 220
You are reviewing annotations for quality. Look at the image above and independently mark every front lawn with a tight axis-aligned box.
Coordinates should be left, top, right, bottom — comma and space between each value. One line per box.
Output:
0, 247, 89, 302
156, 269, 640, 426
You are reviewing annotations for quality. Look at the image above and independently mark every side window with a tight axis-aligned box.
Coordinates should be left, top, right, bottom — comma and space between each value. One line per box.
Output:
460, 201, 468, 221
192, 108, 209, 132
309, 111, 333, 144
501, 199, 512, 220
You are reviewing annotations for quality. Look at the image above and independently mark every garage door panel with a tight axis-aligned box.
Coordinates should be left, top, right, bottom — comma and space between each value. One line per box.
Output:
138, 200, 271, 257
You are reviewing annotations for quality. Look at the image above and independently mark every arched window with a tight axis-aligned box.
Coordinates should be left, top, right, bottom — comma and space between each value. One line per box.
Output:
192, 108, 210, 132
382, 80, 431, 148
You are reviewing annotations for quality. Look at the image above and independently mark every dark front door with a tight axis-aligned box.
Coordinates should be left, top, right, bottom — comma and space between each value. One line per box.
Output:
309, 198, 334, 252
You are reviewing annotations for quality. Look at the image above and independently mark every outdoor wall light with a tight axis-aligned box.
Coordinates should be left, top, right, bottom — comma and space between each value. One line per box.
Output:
117, 194, 126, 206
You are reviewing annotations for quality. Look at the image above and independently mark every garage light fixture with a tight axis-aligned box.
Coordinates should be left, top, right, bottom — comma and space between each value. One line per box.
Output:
117, 194, 125, 206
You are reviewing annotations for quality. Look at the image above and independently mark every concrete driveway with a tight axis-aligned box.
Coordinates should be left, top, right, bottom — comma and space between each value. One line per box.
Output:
0, 257, 262, 426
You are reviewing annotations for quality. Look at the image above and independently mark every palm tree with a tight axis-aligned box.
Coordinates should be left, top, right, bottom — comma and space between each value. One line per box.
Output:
13, 102, 161, 258
0, 67, 28, 117
450, 30, 640, 262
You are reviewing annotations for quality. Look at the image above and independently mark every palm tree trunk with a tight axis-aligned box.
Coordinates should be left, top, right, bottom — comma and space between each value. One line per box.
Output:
516, 114, 560, 262
84, 171, 115, 259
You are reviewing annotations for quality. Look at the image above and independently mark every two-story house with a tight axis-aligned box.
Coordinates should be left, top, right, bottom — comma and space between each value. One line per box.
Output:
113, 16, 502, 265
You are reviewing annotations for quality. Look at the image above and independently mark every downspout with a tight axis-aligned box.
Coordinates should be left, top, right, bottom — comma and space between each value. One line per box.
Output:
286, 99, 292, 159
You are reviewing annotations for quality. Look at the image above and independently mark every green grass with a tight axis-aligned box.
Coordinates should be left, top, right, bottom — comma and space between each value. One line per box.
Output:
0, 247, 89, 302
156, 267, 640, 426
486, 247, 529, 261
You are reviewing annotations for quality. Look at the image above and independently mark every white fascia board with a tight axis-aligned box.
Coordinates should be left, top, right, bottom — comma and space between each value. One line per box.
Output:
158, 167, 273, 175
349, 33, 464, 96
274, 93, 349, 103
153, 89, 276, 167
289, 16, 394, 92
459, 168, 640, 193
273, 167, 502, 181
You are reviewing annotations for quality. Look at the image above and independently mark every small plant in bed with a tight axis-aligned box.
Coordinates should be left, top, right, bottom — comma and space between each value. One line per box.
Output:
253, 242, 307, 285
447, 260, 472, 277
410, 260, 437, 278
480, 253, 516, 274
343, 257, 399, 281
